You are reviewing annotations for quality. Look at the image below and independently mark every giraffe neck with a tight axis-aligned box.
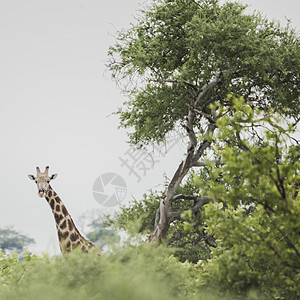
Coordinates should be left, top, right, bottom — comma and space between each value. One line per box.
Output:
44, 186, 99, 255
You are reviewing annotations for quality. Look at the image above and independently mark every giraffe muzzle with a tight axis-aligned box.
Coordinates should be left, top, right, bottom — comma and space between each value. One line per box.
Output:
38, 190, 46, 197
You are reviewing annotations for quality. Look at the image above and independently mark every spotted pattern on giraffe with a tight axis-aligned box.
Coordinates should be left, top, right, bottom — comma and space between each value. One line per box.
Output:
68, 219, 73, 231
50, 199, 55, 209
60, 220, 67, 230
70, 232, 79, 242
62, 205, 68, 216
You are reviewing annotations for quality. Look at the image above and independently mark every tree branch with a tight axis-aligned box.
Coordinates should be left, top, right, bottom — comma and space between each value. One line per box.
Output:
171, 196, 212, 221
172, 194, 198, 202
185, 72, 223, 157
194, 109, 216, 123
277, 227, 300, 259
194, 72, 223, 107
154, 207, 160, 227
192, 123, 217, 165
193, 159, 223, 167
150, 78, 198, 91
243, 205, 255, 217
235, 130, 251, 152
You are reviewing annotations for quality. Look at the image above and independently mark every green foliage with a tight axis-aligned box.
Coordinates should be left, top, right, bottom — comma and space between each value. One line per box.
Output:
167, 174, 212, 263
105, 99, 299, 299
104, 191, 161, 234
0, 245, 247, 300
193, 99, 300, 299
106, 177, 212, 263
0, 228, 35, 255
108, 0, 299, 146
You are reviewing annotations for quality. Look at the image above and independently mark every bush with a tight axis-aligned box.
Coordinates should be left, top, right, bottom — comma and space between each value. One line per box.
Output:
0, 244, 263, 300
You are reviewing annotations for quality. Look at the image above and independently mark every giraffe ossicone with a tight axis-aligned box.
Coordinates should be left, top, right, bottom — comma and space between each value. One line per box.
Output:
28, 166, 102, 256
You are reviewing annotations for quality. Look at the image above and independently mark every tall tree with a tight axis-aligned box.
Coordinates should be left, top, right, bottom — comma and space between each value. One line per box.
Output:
107, 99, 300, 298
107, 0, 299, 242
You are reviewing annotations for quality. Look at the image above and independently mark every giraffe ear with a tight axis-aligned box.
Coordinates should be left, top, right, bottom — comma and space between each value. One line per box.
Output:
50, 174, 58, 180
28, 175, 35, 180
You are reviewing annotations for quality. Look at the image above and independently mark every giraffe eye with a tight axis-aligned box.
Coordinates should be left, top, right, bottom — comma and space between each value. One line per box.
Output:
47, 180, 50, 183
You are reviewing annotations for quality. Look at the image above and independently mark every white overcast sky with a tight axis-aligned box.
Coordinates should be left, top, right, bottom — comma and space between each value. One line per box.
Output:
0, 0, 299, 255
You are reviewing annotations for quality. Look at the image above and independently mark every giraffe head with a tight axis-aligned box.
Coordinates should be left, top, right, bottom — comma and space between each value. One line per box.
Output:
28, 166, 57, 197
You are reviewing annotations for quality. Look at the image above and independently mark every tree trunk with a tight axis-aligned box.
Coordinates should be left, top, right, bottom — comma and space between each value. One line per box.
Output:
148, 73, 223, 243
148, 123, 217, 243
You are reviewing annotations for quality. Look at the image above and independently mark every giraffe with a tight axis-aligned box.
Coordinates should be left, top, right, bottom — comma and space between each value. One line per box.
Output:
28, 166, 102, 256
